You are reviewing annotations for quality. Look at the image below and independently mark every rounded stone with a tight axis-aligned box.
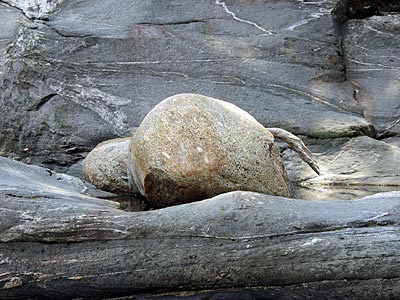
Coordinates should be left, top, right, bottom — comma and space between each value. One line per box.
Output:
83, 137, 139, 194
129, 93, 293, 208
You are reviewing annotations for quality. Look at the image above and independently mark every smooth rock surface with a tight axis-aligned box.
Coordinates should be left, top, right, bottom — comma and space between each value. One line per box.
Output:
283, 136, 400, 200
1, 157, 400, 299
83, 137, 139, 194
130, 93, 292, 207
1, 155, 395, 242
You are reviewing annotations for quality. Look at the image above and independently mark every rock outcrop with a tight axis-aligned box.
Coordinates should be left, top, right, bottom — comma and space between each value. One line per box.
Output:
2, 0, 394, 174
129, 93, 292, 207
1, 1, 400, 297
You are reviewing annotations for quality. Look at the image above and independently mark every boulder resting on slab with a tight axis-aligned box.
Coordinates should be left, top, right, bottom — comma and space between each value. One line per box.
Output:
129, 93, 293, 208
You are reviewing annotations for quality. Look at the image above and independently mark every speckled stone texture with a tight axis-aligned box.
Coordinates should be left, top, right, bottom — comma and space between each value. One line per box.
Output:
129, 93, 292, 207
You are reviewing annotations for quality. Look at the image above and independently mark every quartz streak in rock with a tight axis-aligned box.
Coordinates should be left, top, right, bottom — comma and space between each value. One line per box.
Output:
129, 93, 292, 208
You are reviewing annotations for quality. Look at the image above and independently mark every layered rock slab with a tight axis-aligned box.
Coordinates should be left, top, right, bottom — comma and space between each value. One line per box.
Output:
0, 155, 115, 204
1, 157, 400, 299
129, 93, 292, 207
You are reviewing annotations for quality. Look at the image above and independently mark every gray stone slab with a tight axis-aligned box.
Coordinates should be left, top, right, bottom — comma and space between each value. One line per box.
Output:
283, 136, 400, 199
0, 155, 116, 202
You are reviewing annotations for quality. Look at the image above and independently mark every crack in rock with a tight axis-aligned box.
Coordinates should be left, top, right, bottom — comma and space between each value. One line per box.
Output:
215, 0, 274, 35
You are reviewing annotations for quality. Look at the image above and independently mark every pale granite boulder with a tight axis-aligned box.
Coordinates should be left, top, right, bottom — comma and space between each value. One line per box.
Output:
129, 93, 292, 208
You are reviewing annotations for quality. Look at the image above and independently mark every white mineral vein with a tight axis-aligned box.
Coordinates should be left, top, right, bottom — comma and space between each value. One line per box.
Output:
3, 0, 65, 18
285, 9, 330, 31
295, 0, 329, 4
365, 24, 399, 38
347, 58, 400, 69
268, 83, 347, 112
215, 0, 273, 35
368, 212, 389, 220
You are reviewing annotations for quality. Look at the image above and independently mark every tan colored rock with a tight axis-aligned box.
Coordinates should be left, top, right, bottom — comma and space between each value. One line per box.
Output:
83, 137, 139, 194
129, 93, 293, 208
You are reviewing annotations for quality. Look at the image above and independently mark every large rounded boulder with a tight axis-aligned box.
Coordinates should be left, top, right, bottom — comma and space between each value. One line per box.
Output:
129, 93, 293, 208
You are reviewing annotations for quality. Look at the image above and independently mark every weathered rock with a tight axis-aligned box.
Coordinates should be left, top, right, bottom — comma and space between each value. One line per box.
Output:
283, 136, 400, 200
129, 93, 292, 207
2, 0, 65, 19
0, 2, 23, 76
0, 0, 398, 204
83, 137, 139, 194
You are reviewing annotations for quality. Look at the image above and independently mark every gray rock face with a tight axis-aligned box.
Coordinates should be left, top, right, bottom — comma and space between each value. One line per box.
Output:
1, 157, 400, 299
129, 93, 292, 207
0, 0, 382, 173
83, 137, 139, 194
